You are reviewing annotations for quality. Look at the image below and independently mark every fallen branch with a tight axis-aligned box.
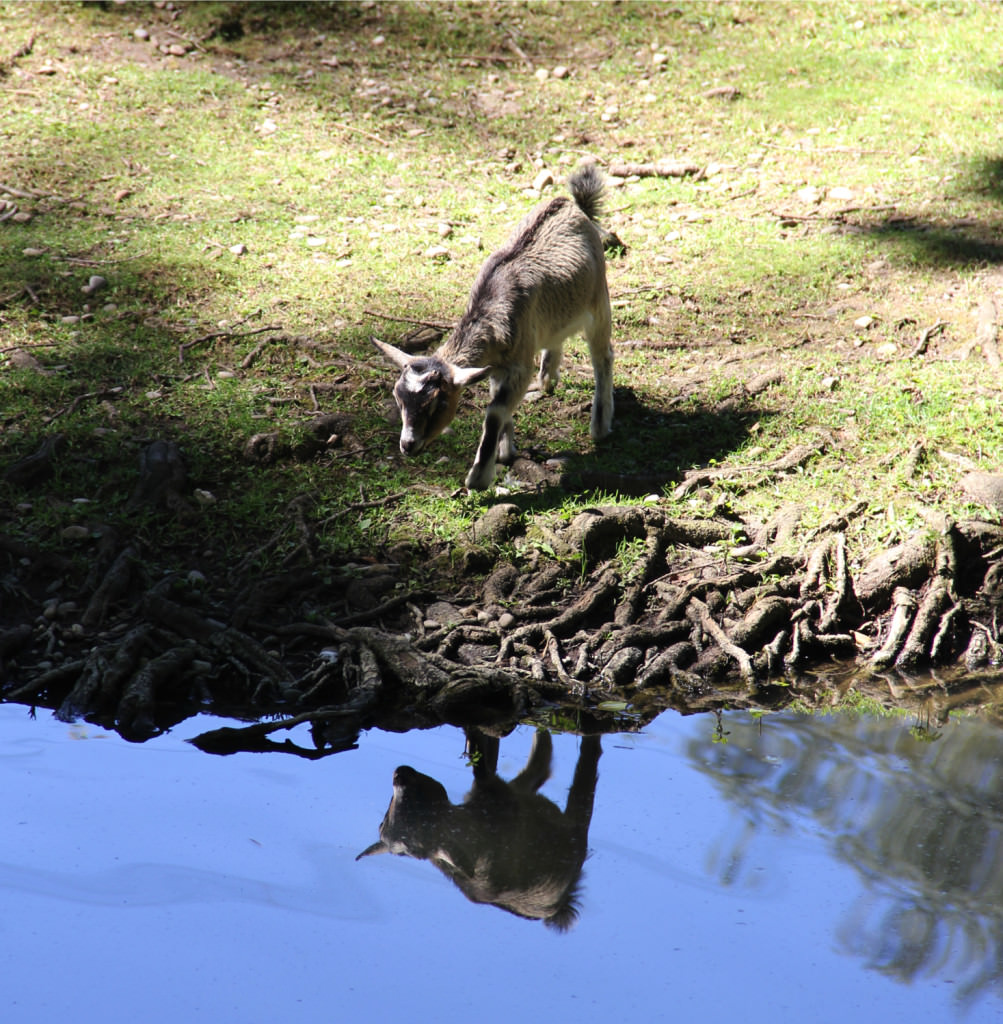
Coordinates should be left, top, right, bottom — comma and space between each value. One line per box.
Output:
178, 319, 280, 363
607, 160, 703, 179
43, 387, 124, 426
906, 320, 947, 358
320, 490, 408, 525
0, 180, 47, 199
364, 308, 454, 332
0, 31, 36, 76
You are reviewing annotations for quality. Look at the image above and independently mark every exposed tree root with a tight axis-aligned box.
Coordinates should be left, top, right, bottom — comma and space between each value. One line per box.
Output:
3, 434, 66, 486
7, 465, 1003, 744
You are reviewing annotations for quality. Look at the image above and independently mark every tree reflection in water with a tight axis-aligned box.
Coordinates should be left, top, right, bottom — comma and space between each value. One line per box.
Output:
691, 712, 1003, 1008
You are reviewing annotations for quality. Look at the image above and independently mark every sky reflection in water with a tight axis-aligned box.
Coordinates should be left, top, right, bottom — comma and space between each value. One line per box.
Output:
1, 702, 1001, 1023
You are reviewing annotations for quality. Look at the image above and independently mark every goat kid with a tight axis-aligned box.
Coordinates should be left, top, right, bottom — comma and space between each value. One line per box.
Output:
373, 162, 614, 490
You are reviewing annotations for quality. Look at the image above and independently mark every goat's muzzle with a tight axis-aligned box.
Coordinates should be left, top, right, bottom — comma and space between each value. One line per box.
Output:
399, 433, 424, 457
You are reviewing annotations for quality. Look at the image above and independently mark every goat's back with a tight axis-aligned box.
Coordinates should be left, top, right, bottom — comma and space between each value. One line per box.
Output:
441, 195, 608, 367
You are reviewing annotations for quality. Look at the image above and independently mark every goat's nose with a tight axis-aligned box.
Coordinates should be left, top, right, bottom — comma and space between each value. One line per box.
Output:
400, 433, 423, 456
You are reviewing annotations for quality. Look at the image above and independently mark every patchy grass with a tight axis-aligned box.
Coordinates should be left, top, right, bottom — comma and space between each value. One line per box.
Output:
2, 0, 1003, 585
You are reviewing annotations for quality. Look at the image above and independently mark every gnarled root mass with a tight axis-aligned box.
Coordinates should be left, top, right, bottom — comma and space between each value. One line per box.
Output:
4, 486, 1003, 746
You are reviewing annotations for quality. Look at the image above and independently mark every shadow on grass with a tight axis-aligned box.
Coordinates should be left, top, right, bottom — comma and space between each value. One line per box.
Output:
860, 217, 1003, 269
80, 0, 635, 63
969, 155, 1003, 205
507, 384, 765, 507
854, 154, 1003, 269
0, 223, 347, 566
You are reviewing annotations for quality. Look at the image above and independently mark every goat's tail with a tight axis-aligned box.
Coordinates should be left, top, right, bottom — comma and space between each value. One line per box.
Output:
567, 162, 605, 223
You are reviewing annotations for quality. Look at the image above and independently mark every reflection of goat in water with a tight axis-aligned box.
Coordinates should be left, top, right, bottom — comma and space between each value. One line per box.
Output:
357, 729, 601, 931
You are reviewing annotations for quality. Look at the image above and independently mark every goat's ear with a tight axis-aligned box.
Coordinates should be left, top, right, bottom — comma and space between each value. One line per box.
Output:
451, 364, 492, 388
372, 337, 413, 370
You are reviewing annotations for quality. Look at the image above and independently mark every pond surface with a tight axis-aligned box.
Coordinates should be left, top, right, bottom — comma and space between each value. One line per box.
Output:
3, 701, 1003, 1023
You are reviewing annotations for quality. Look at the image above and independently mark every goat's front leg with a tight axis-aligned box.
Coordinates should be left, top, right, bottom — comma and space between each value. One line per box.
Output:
465, 371, 529, 490
466, 405, 506, 490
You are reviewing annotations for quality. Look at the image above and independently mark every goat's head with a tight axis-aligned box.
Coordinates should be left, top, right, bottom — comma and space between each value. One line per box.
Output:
355, 764, 455, 862
373, 338, 490, 456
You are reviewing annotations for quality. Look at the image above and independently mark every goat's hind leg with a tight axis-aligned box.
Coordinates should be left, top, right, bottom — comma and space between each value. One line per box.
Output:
536, 342, 564, 395
586, 305, 614, 440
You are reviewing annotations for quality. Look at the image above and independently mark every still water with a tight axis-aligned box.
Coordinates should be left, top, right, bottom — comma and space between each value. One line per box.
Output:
2, 701, 1002, 1023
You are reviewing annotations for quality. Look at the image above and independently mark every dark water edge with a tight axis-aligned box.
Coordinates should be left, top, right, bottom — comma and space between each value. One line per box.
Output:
3, 697, 1003, 1023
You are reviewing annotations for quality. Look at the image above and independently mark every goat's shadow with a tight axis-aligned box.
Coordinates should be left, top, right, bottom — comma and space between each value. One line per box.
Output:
357, 727, 602, 931
506, 383, 770, 504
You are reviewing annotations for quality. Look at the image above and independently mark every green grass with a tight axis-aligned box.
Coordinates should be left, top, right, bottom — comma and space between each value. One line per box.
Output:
3, 0, 1003, 578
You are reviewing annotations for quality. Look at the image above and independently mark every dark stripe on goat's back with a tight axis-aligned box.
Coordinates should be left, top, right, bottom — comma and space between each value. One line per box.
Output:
513, 196, 570, 252
465, 197, 572, 310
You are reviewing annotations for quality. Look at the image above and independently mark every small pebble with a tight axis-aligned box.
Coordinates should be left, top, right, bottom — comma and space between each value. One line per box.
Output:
82, 274, 108, 295
532, 169, 554, 192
